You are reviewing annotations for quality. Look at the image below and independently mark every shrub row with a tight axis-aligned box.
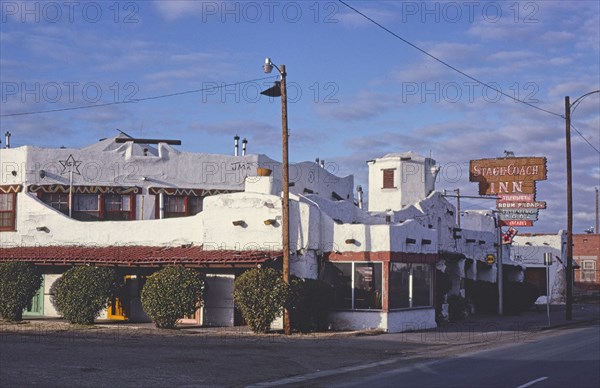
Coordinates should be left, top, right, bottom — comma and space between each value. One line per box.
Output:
3, 264, 334, 332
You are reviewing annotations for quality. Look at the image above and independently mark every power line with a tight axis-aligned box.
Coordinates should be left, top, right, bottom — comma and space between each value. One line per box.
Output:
337, 0, 564, 118
0, 76, 277, 117
571, 123, 600, 154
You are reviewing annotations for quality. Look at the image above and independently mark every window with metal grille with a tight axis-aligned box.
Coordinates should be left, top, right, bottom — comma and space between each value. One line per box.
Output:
382, 168, 395, 188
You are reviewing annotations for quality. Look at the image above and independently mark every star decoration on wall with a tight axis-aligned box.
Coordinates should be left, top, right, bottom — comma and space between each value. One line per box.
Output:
59, 154, 82, 175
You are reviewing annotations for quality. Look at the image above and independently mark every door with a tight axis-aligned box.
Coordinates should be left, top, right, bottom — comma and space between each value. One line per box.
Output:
23, 276, 44, 316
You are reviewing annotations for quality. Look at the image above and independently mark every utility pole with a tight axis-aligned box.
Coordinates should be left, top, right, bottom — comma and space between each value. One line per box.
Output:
594, 187, 600, 234
261, 59, 291, 335
565, 96, 573, 321
280, 64, 291, 336
456, 188, 461, 227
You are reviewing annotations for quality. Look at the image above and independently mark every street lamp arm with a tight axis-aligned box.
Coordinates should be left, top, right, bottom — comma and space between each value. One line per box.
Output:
569, 89, 600, 115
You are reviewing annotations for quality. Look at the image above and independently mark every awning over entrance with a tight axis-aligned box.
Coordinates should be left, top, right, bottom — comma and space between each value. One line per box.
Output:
0, 246, 281, 268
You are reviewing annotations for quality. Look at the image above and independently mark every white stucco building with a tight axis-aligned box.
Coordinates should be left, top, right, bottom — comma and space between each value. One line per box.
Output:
0, 137, 522, 332
511, 232, 567, 304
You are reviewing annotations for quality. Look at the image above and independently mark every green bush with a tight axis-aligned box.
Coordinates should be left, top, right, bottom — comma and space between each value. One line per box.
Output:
0, 262, 42, 321
141, 267, 205, 329
289, 277, 334, 332
53, 266, 117, 325
233, 268, 290, 333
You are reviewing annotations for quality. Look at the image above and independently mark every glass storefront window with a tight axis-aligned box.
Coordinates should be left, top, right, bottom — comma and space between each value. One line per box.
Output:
389, 263, 432, 309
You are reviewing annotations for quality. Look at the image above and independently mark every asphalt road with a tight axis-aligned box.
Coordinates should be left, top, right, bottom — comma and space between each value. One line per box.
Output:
331, 325, 600, 388
1, 318, 598, 387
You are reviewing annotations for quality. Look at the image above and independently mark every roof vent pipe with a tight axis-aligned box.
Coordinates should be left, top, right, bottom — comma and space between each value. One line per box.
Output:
4, 131, 11, 149
357, 185, 363, 209
320, 159, 325, 168
242, 138, 248, 156
234, 135, 240, 156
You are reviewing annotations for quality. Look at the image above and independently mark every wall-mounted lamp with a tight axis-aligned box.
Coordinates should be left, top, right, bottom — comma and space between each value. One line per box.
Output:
406, 238, 417, 244
264, 219, 278, 226
141, 176, 150, 181
232, 220, 246, 227
39, 170, 46, 179
345, 238, 357, 244
36, 226, 49, 233
525, 242, 533, 246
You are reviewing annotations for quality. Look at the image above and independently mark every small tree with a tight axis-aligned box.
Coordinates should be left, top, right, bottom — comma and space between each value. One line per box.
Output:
289, 277, 334, 332
233, 268, 290, 333
0, 262, 42, 321
53, 266, 117, 325
141, 267, 205, 329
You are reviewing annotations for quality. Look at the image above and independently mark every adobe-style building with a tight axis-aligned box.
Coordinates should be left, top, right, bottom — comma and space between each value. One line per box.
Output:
511, 232, 567, 304
0, 136, 521, 331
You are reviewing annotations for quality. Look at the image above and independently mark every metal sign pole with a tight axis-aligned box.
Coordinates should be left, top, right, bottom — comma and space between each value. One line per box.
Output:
544, 252, 552, 326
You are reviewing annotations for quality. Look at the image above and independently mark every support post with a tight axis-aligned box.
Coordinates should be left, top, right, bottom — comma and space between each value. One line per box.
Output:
565, 96, 573, 320
281, 64, 291, 336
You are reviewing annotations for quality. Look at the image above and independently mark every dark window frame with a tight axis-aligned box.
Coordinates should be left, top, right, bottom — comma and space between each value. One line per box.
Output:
382, 168, 396, 189
0, 192, 16, 231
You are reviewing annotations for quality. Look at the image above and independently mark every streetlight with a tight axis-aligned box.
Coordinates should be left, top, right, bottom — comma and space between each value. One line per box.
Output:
261, 57, 291, 335
564, 90, 600, 321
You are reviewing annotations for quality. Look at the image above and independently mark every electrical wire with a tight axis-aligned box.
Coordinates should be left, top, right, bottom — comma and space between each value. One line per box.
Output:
337, 0, 564, 118
0, 75, 277, 117
338, 0, 600, 153
570, 123, 600, 154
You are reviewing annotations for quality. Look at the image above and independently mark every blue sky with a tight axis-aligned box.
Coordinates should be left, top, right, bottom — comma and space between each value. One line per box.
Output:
1, 0, 599, 234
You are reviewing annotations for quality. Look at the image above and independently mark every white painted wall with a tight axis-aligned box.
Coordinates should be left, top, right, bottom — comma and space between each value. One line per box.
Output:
512, 232, 567, 303
329, 308, 436, 333
386, 308, 436, 332
367, 152, 439, 212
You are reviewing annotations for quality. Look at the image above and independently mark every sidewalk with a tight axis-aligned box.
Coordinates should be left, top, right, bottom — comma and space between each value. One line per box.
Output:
4, 303, 598, 341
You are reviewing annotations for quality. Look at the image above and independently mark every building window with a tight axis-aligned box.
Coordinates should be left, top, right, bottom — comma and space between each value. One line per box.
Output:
389, 263, 432, 309
323, 262, 382, 310
42, 193, 69, 215
73, 194, 100, 221
0, 193, 16, 231
160, 195, 204, 219
582, 261, 596, 282
382, 169, 395, 189
41, 192, 133, 221
104, 194, 133, 220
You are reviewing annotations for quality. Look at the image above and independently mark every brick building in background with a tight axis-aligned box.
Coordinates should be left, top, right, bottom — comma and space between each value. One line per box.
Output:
574, 234, 600, 292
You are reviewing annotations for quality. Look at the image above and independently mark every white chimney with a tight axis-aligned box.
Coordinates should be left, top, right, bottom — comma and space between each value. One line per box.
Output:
242, 138, 248, 156
357, 185, 363, 209
5, 131, 11, 149
234, 135, 240, 156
